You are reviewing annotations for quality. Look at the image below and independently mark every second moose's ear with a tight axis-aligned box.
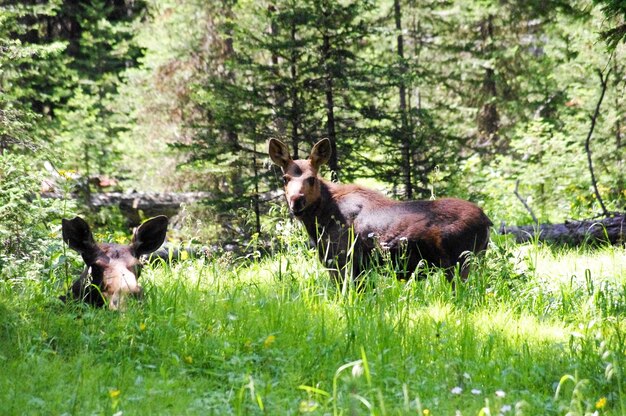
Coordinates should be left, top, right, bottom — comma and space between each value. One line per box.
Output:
131, 215, 168, 257
268, 138, 292, 170
309, 138, 331, 171
62, 217, 99, 261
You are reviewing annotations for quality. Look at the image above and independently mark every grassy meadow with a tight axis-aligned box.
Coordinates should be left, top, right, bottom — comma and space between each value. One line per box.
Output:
1, 227, 625, 415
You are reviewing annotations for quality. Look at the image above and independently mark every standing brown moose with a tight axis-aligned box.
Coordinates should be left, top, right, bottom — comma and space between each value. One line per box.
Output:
269, 138, 492, 283
61, 215, 168, 309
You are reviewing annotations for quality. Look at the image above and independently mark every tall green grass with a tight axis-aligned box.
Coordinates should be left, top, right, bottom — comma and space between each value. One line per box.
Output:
1, 231, 625, 415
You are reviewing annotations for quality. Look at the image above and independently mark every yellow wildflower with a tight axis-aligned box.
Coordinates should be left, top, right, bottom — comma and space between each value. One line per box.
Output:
109, 389, 121, 399
184, 355, 193, 364
59, 169, 77, 179
596, 397, 607, 409
263, 335, 276, 348
299, 400, 319, 412
139, 323, 146, 331
423, 409, 430, 415
180, 250, 189, 260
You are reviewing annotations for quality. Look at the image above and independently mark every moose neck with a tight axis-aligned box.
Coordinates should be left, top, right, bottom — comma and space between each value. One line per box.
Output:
297, 179, 345, 239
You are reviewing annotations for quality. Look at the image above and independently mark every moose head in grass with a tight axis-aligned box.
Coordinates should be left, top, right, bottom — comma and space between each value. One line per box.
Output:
60, 215, 168, 310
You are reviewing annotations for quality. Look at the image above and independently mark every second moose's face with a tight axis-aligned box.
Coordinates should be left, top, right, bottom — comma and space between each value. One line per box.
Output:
268, 138, 331, 217
61, 215, 168, 310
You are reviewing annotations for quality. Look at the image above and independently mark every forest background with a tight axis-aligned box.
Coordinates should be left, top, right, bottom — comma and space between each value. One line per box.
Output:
1, 0, 626, 277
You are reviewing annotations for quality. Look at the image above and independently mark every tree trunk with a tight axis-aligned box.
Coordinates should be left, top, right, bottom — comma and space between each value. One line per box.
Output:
252, 136, 261, 236
322, 28, 339, 181
394, 0, 411, 199
222, 2, 243, 196
268, 5, 287, 139
290, 21, 300, 159
585, 68, 611, 217
477, 15, 500, 148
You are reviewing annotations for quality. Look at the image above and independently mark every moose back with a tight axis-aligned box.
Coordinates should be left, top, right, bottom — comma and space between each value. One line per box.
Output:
269, 138, 492, 282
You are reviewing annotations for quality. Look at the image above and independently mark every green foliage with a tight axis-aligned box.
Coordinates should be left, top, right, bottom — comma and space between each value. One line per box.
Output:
118, 0, 623, 231
54, 86, 122, 178
594, 0, 626, 50
1, 232, 626, 414
462, 6, 626, 224
0, 2, 77, 281
0, 2, 64, 151
0, 153, 75, 280
2, 0, 146, 184
3, 0, 626, 246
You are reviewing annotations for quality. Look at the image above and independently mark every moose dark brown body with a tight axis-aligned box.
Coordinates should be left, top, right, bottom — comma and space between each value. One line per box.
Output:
269, 138, 492, 282
61, 215, 168, 309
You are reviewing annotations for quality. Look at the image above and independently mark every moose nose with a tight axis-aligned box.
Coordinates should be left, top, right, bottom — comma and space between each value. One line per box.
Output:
290, 195, 306, 214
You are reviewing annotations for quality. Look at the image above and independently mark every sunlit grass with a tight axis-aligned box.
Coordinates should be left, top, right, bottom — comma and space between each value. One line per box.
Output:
516, 243, 626, 284
1, 233, 625, 414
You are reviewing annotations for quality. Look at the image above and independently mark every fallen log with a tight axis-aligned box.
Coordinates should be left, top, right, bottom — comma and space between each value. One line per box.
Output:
89, 191, 213, 225
42, 190, 283, 227
41, 191, 213, 226
87, 191, 213, 209
499, 214, 626, 245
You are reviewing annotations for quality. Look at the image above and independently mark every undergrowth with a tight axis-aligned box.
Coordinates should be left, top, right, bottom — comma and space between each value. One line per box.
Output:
0, 227, 625, 415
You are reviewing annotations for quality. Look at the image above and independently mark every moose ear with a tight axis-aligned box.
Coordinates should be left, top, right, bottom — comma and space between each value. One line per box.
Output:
62, 217, 98, 257
268, 138, 292, 170
309, 138, 331, 170
131, 216, 168, 256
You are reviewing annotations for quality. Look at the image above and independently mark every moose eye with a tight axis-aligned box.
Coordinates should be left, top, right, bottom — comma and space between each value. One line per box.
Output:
282, 176, 290, 186
306, 177, 316, 187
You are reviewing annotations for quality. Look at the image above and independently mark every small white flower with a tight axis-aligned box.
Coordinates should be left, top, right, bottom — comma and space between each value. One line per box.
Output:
495, 390, 506, 398
352, 363, 364, 378
451, 386, 463, 395
471, 389, 481, 395
463, 372, 471, 380
500, 404, 512, 413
